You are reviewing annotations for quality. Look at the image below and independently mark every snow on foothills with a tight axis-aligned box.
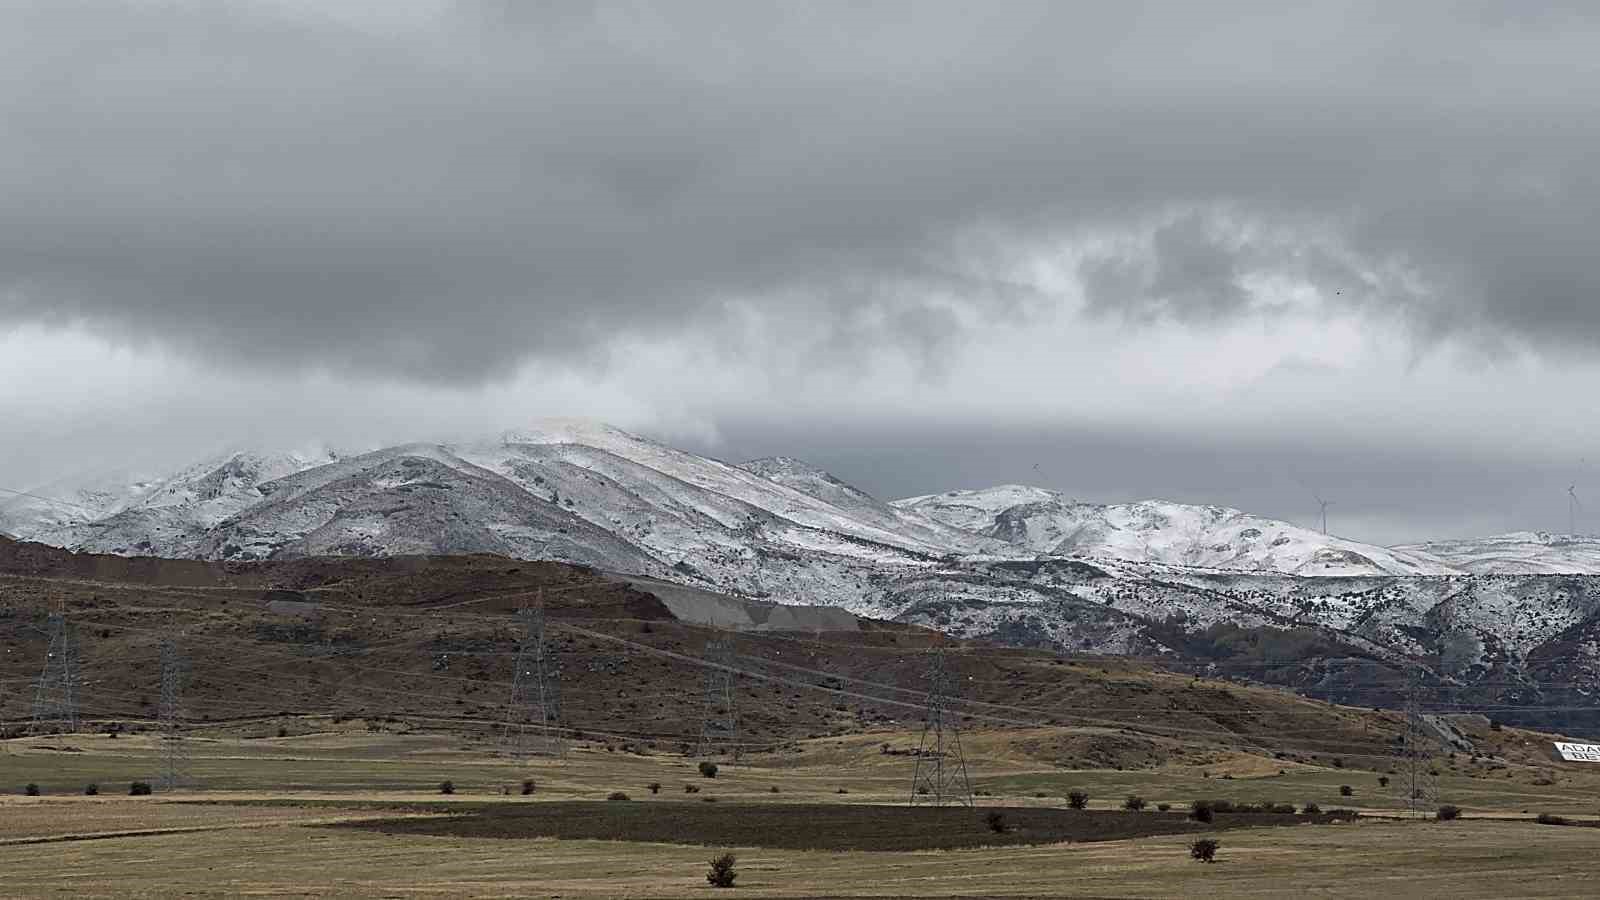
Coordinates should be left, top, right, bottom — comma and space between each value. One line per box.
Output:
1394, 532, 1600, 575
4, 448, 340, 556
894, 485, 1460, 577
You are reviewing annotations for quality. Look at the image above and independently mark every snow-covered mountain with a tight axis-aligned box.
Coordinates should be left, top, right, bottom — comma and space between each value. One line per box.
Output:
1394, 532, 1600, 575
11, 420, 1600, 733
895, 485, 1458, 576
3, 448, 340, 557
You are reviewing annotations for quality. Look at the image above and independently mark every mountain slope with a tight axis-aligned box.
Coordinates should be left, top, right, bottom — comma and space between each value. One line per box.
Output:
191, 447, 663, 572
10, 449, 339, 557
1395, 532, 1600, 575
895, 486, 1459, 576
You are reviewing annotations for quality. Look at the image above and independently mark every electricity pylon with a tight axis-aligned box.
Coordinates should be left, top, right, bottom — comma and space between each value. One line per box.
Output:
1397, 664, 1438, 818
696, 635, 740, 761
910, 647, 973, 807
30, 604, 79, 735
505, 594, 564, 761
157, 633, 194, 790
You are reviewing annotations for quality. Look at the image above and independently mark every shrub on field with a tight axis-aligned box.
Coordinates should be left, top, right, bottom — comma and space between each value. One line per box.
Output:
24, 783, 39, 796
1190, 800, 1214, 823
1157, 803, 1171, 812
439, 781, 455, 795
1123, 796, 1147, 811
1536, 812, 1569, 826
608, 791, 631, 801
1378, 776, 1390, 788
129, 781, 153, 796
707, 853, 737, 888
647, 782, 661, 794
1302, 803, 1321, 815
684, 784, 701, 794
1436, 805, 1461, 821
1340, 785, 1354, 796
698, 761, 719, 779
768, 785, 780, 793
85, 783, 99, 796
521, 780, 536, 795
1190, 838, 1220, 863
1067, 790, 1089, 809
984, 811, 1008, 833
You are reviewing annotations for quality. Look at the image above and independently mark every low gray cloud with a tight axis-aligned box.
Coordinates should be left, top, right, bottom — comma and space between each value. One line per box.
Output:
3, 1, 1600, 382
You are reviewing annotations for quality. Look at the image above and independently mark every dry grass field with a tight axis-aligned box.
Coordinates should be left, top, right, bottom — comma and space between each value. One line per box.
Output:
3, 728, 1600, 898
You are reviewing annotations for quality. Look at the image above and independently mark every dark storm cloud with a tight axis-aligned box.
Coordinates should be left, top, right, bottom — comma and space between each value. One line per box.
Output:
3, 1, 1599, 381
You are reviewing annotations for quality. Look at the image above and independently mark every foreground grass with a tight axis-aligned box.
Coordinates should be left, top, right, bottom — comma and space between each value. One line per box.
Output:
0, 810, 1597, 898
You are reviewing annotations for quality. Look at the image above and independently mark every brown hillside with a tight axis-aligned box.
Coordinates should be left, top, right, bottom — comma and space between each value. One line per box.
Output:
0, 538, 1568, 780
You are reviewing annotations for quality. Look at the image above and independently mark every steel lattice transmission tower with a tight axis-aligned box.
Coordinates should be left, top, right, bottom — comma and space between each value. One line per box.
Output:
910, 648, 974, 807
504, 594, 565, 761
30, 605, 79, 735
1397, 664, 1439, 818
696, 636, 740, 761
157, 633, 195, 790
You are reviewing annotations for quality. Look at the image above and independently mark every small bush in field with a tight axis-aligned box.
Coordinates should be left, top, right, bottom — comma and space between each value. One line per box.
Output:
1302, 802, 1321, 815
84, 783, 99, 796
684, 784, 701, 794
1190, 800, 1214, 823
698, 761, 719, 779
1123, 795, 1147, 811
768, 785, 780, 793
1190, 838, 1220, 863
1378, 776, 1390, 788
1067, 791, 1089, 810
707, 852, 737, 888
521, 780, 536, 795
1436, 805, 1461, 821
1340, 785, 1354, 796
439, 781, 455, 795
129, 781, 153, 796
1157, 802, 1171, 811
1536, 812, 1568, 826
647, 782, 661, 794
607, 791, 631, 801
24, 783, 40, 796
984, 811, 1008, 833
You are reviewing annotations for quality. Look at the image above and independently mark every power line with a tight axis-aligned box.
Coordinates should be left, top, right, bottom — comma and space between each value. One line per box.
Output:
0, 485, 99, 516
157, 628, 195, 791
503, 592, 565, 761
696, 634, 740, 761
909, 647, 973, 807
29, 603, 79, 735
1399, 664, 1440, 818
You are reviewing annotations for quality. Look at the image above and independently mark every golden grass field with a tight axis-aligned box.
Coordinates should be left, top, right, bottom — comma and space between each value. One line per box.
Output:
4, 724, 1600, 898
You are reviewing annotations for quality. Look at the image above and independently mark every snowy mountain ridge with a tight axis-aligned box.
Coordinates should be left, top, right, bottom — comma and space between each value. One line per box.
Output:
9, 421, 1600, 732
896, 485, 1461, 576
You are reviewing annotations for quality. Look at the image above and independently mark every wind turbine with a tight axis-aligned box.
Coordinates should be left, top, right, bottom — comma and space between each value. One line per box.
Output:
1570, 484, 1582, 536
1313, 492, 1332, 536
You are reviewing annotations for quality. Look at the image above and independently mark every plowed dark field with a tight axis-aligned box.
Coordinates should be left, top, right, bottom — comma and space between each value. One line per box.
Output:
325, 800, 1353, 851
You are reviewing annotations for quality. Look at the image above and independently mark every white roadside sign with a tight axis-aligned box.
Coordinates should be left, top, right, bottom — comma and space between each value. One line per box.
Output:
1554, 742, 1600, 762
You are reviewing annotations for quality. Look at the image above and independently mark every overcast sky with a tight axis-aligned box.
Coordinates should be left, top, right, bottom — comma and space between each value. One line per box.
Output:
3, 1, 1599, 544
